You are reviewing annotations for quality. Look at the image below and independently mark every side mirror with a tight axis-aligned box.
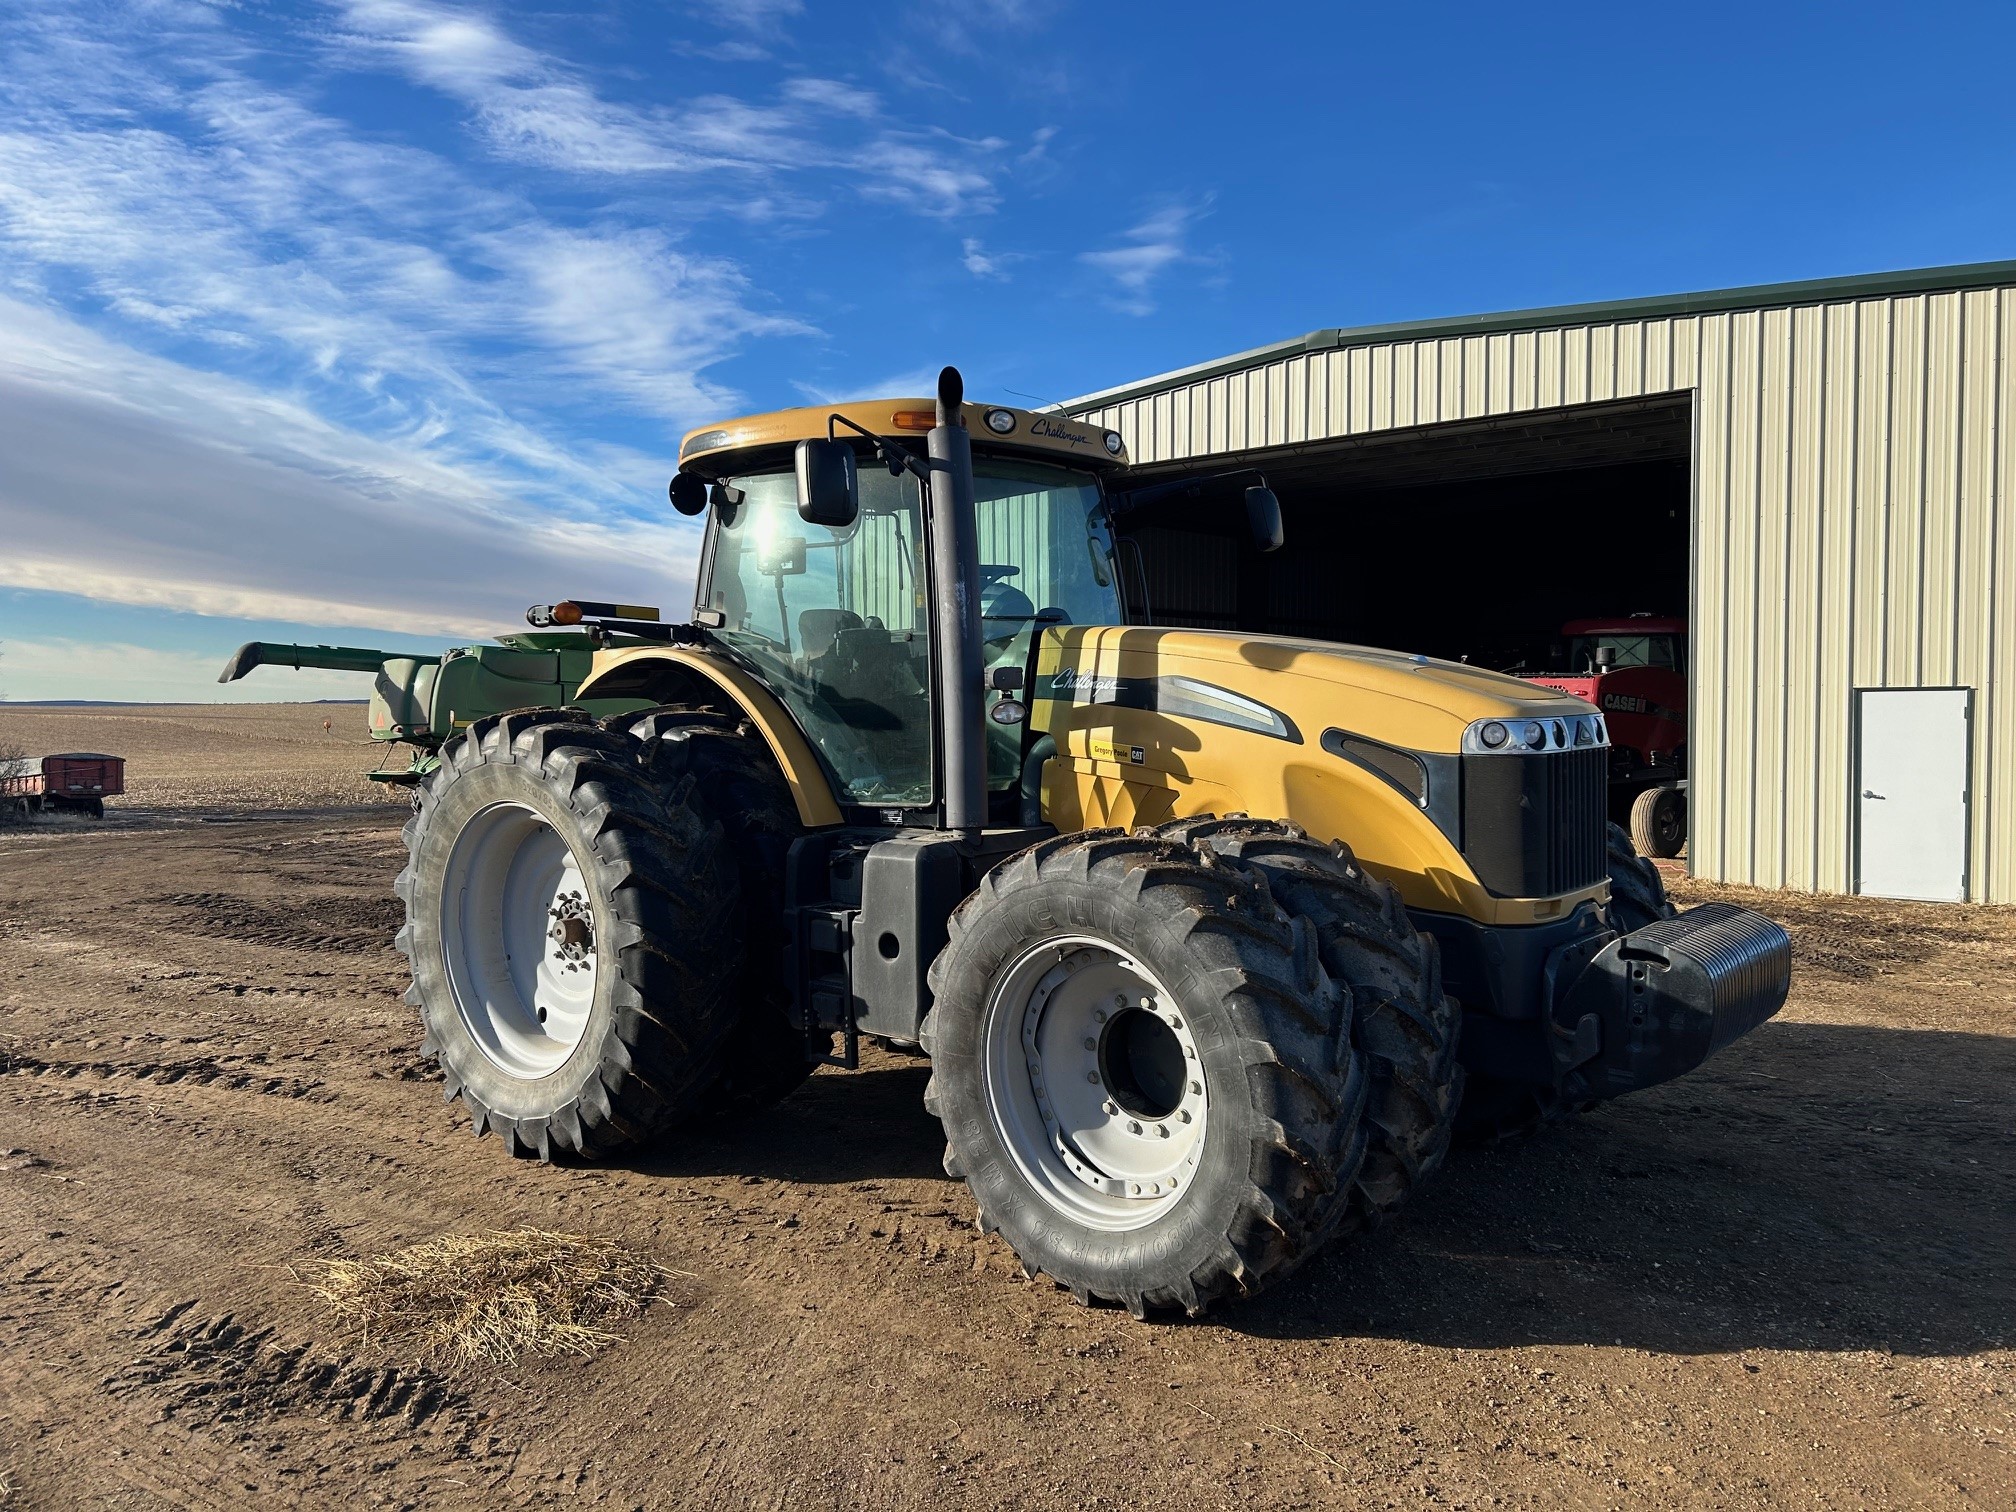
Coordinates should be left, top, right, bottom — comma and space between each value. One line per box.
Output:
795, 439, 860, 528
1245, 485, 1284, 554
668, 471, 708, 516
1596, 645, 1617, 672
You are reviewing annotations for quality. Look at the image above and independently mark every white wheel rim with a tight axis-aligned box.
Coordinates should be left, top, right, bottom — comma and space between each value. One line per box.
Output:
980, 935, 1208, 1232
439, 801, 598, 1079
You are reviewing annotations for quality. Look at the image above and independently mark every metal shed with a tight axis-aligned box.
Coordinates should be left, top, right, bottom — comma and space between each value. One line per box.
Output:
1064, 260, 2016, 903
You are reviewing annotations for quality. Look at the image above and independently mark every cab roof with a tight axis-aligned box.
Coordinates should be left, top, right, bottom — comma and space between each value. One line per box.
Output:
1562, 617, 1687, 637
678, 399, 1129, 475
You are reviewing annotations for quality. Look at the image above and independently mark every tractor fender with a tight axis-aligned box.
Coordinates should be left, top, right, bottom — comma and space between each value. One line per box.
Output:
573, 646, 843, 828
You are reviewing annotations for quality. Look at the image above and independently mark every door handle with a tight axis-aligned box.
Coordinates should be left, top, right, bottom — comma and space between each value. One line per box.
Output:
1862, 789, 1885, 800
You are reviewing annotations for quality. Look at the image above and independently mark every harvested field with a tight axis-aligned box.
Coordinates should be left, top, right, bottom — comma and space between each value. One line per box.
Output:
0, 703, 2011, 1509
0, 702, 405, 812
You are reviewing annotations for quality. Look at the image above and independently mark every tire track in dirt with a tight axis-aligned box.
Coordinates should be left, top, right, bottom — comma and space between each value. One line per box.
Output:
152, 892, 405, 955
0, 1232, 520, 1509
0, 1050, 333, 1103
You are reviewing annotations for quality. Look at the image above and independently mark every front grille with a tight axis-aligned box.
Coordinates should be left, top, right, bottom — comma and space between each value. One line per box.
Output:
1460, 746, 1609, 898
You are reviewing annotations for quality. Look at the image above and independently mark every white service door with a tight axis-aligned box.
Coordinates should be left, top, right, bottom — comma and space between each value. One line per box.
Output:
1856, 688, 1971, 902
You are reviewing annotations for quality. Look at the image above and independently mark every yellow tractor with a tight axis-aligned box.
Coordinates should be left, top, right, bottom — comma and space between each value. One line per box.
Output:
397, 369, 1790, 1317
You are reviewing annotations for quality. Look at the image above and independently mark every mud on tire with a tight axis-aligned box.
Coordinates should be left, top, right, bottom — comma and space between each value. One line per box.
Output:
1149, 816, 1462, 1238
396, 708, 743, 1160
920, 830, 1369, 1318
609, 705, 830, 1116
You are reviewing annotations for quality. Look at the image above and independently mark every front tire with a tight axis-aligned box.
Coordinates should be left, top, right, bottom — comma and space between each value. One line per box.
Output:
922, 831, 1369, 1318
396, 709, 743, 1160
1607, 820, 1679, 933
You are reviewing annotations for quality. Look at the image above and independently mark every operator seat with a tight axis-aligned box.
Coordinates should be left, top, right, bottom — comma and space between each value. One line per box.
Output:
799, 608, 864, 666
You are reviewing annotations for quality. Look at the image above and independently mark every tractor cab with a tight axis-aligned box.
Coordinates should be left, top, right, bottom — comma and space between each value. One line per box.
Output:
682, 418, 1128, 817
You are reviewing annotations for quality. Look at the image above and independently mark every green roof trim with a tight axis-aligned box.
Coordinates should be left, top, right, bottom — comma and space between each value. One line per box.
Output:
1061, 258, 2016, 414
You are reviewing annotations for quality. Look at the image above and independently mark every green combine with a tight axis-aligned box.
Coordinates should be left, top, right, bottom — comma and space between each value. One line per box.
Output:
217, 602, 660, 785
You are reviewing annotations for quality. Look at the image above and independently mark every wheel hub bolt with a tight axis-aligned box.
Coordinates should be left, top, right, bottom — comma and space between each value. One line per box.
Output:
1083, 1036, 1097, 1051
1156, 1124, 1169, 1138
1086, 1072, 1099, 1084
1102, 1100, 1117, 1114
1113, 993, 1128, 1011
1178, 1108, 1192, 1123
1127, 1120, 1143, 1135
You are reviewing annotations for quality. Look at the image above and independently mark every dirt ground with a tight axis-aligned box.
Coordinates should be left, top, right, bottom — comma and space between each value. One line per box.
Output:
1, 704, 2011, 1510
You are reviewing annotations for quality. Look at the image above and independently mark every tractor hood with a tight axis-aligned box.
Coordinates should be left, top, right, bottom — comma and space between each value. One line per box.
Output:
1036, 626, 1596, 757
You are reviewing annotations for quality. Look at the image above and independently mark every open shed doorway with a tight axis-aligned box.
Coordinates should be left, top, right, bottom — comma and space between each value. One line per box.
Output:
1117, 396, 1693, 676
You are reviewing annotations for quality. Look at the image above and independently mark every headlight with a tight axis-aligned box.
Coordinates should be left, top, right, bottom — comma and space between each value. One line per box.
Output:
1463, 713, 1608, 754
984, 407, 1016, 434
1103, 431, 1124, 455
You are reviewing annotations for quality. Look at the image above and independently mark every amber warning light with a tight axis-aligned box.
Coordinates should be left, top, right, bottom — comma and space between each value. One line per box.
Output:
526, 601, 660, 628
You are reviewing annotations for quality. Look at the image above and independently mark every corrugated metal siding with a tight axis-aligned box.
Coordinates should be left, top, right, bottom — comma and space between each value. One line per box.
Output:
1071, 280, 2016, 902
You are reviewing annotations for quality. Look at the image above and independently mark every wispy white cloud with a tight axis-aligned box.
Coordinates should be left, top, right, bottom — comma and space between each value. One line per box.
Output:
479, 224, 812, 420
961, 236, 1020, 280
0, 297, 698, 636
0, 1, 825, 447
334, 0, 715, 172
911, 0, 1067, 58
331, 0, 1001, 213
790, 365, 945, 405
692, 0, 805, 36
1079, 201, 1211, 316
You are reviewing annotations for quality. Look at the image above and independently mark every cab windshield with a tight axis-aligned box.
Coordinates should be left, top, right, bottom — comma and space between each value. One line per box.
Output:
1565, 634, 1683, 673
701, 455, 1122, 808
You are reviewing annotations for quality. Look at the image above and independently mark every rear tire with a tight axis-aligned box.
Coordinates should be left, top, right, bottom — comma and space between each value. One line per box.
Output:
396, 708, 743, 1160
921, 830, 1369, 1318
1147, 816, 1461, 1238
1630, 783, 1686, 859
610, 706, 830, 1116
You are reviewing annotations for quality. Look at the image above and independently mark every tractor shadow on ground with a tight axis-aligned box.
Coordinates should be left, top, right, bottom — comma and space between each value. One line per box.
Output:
634, 1020, 2015, 1359
629, 1051, 949, 1187
1232, 1019, 2016, 1358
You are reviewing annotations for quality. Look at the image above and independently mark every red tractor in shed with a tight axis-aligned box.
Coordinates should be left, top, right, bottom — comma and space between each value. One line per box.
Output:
1524, 617, 1687, 858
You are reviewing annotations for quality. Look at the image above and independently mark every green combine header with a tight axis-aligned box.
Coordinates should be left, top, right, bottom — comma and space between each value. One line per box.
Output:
219, 624, 657, 785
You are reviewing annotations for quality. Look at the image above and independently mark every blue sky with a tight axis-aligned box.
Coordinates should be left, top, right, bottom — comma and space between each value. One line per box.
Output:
1, 0, 2011, 702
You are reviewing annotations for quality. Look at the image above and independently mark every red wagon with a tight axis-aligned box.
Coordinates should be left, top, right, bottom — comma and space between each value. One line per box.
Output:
2, 752, 125, 818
